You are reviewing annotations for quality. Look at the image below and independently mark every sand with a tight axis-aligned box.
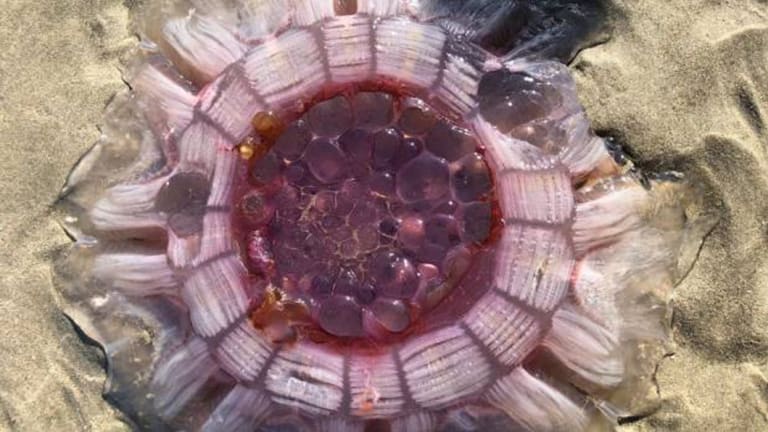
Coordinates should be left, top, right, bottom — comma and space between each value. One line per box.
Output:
0, 0, 766, 430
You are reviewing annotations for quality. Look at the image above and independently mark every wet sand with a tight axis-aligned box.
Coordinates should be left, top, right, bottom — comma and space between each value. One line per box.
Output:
0, 1, 766, 430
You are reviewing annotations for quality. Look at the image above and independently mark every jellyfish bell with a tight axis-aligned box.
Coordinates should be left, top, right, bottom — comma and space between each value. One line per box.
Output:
53, 1, 715, 431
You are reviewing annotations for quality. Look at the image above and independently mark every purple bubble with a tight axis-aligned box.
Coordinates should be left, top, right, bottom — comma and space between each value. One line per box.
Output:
425, 121, 476, 162
373, 128, 402, 168
396, 155, 450, 202
307, 96, 353, 137
370, 298, 410, 333
273, 120, 311, 161
305, 138, 348, 184
317, 295, 363, 337
352, 92, 394, 128
452, 153, 492, 202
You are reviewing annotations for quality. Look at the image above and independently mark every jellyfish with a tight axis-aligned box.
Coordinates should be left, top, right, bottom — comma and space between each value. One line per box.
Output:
53, 1, 715, 431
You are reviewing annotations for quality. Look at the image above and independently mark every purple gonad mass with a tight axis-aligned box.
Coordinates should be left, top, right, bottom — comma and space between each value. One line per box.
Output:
54, 1, 711, 431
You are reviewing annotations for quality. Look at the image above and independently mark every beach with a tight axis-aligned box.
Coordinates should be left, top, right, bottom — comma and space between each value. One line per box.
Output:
0, 1, 766, 430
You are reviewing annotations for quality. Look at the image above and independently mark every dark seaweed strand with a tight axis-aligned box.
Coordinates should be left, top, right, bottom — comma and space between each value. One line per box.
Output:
420, 0, 608, 62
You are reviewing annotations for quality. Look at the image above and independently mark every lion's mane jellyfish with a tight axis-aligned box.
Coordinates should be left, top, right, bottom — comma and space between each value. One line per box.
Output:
54, 1, 712, 431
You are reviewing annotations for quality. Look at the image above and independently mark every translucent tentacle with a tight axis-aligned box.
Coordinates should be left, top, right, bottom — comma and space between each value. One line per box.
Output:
487, 367, 587, 432
163, 14, 246, 81
201, 385, 271, 432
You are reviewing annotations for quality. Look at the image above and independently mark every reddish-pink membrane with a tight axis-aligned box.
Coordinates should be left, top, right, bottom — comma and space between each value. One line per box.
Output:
53, 1, 713, 431
233, 91, 497, 344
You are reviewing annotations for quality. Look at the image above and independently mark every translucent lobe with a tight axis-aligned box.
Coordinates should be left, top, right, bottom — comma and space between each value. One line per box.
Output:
91, 253, 177, 296
486, 368, 587, 432
572, 178, 649, 254
202, 385, 271, 432
150, 337, 219, 419
162, 14, 246, 81
398, 104, 437, 135
477, 69, 562, 134
473, 59, 614, 177
89, 177, 167, 232
543, 306, 624, 387
131, 65, 195, 133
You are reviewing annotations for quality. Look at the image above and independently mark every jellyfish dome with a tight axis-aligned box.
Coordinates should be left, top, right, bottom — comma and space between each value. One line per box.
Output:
54, 1, 711, 431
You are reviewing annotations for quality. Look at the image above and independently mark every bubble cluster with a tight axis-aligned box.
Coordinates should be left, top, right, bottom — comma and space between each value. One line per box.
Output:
236, 93, 495, 339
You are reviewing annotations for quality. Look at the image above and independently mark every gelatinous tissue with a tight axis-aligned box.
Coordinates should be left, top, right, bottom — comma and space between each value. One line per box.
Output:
53, 1, 716, 431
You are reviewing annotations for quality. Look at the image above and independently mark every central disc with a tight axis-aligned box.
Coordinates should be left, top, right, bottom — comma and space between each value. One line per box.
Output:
235, 90, 497, 341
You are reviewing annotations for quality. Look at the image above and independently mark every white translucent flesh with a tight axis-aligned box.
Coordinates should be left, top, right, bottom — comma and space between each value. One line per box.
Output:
494, 224, 573, 312
324, 15, 374, 83
151, 337, 219, 419
92, 253, 177, 296
54, 2, 710, 431
216, 321, 274, 382
182, 254, 249, 337
201, 385, 271, 432
375, 18, 446, 89
163, 14, 246, 81
400, 325, 493, 408
463, 291, 543, 367
486, 367, 587, 432
264, 344, 346, 415
349, 354, 405, 418
496, 167, 574, 224
543, 305, 624, 387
